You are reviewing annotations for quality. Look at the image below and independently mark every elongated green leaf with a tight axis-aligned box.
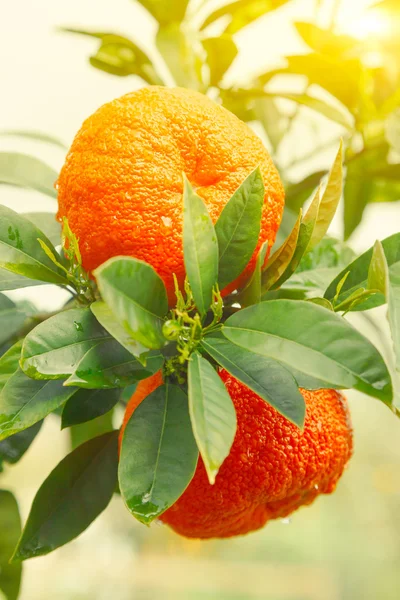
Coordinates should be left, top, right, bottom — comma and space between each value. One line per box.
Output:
21, 308, 110, 379
64, 339, 163, 389
239, 242, 268, 306
94, 257, 167, 350
203, 36, 238, 87
156, 24, 203, 89
0, 206, 68, 285
215, 168, 264, 289
12, 431, 118, 561
285, 170, 327, 213
0, 270, 46, 292
0, 341, 22, 392
69, 412, 114, 450
23, 213, 61, 246
90, 301, 149, 358
0, 422, 42, 468
0, 295, 26, 347
325, 233, 400, 310
119, 383, 198, 524
223, 300, 393, 404
63, 29, 164, 84
0, 130, 67, 149
188, 352, 236, 484
201, 0, 290, 34
266, 91, 353, 129
262, 211, 301, 291
201, 336, 305, 427
0, 152, 58, 198
61, 389, 119, 429
0, 491, 21, 600
388, 261, 400, 372
183, 176, 218, 315
0, 369, 77, 441
294, 22, 356, 57
136, 0, 189, 24
368, 240, 388, 294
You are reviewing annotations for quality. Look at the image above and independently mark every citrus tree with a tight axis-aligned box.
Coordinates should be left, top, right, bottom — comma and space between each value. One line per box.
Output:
0, 83, 399, 599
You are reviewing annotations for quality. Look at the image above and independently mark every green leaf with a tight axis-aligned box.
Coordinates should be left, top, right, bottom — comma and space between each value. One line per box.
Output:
325, 233, 400, 310
12, 431, 118, 561
0, 152, 58, 198
368, 240, 388, 294
119, 382, 198, 524
203, 36, 238, 87
63, 29, 164, 84
69, 412, 114, 450
294, 22, 356, 57
266, 91, 353, 129
252, 96, 287, 153
136, 0, 189, 25
0, 206, 68, 285
94, 257, 168, 350
262, 211, 301, 292
223, 300, 393, 404
200, 0, 291, 34
0, 341, 23, 392
201, 336, 305, 427
307, 297, 334, 310
22, 213, 61, 246
156, 24, 203, 89
386, 109, 400, 153
188, 352, 236, 484
61, 389, 120, 429
285, 170, 327, 213
0, 369, 77, 441
64, 339, 163, 389
239, 241, 268, 306
90, 301, 149, 358
183, 176, 218, 315
0, 130, 67, 149
387, 261, 400, 372
0, 491, 21, 600
0, 422, 42, 467
0, 270, 47, 292
215, 168, 264, 289
0, 295, 26, 347
21, 308, 110, 380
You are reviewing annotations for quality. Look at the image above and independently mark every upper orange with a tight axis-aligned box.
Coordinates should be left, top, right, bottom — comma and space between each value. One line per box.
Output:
56, 86, 285, 302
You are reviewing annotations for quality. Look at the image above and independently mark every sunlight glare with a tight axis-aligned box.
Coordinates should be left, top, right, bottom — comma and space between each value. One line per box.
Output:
337, 7, 392, 40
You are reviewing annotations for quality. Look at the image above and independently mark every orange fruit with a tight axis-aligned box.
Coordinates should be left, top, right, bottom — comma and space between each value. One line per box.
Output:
120, 370, 353, 539
56, 86, 285, 303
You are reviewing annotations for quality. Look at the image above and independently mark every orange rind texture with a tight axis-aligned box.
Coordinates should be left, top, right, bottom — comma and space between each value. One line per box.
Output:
57, 86, 285, 302
120, 371, 353, 539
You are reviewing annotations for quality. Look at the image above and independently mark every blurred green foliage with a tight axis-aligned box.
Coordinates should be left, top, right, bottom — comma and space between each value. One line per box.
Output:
64, 0, 400, 239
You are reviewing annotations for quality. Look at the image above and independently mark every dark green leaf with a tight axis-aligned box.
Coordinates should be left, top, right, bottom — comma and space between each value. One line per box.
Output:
61, 389, 119, 429
12, 431, 118, 561
215, 168, 264, 289
203, 36, 238, 87
90, 301, 148, 358
0, 369, 77, 441
201, 0, 290, 34
69, 412, 114, 450
94, 257, 168, 350
183, 176, 218, 315
0, 206, 68, 285
64, 339, 163, 389
0, 491, 21, 600
325, 233, 400, 310
0, 422, 42, 467
62, 30, 164, 84
119, 383, 198, 524
21, 308, 110, 379
223, 300, 393, 404
0, 341, 22, 392
201, 336, 305, 427
0, 295, 26, 347
239, 241, 268, 306
0, 152, 58, 198
188, 352, 236, 484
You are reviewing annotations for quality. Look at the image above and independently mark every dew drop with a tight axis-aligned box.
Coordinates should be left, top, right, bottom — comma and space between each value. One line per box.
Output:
314, 484, 319, 490
161, 216, 172, 227
73, 321, 83, 332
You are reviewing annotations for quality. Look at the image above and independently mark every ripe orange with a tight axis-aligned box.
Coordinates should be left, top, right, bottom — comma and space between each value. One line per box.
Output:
56, 86, 285, 302
120, 370, 353, 539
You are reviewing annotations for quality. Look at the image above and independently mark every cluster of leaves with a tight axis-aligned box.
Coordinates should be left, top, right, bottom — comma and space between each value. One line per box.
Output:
0, 144, 399, 599
60, 0, 400, 238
